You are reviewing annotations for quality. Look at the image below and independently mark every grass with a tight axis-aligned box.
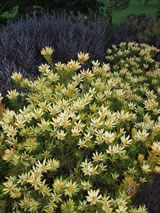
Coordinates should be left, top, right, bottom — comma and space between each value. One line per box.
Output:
112, 0, 160, 24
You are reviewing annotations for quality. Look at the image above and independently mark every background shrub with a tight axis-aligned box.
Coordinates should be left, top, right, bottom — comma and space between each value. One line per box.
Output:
112, 14, 160, 49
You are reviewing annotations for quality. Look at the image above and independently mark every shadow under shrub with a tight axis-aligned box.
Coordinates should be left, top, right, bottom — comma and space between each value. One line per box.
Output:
132, 173, 160, 213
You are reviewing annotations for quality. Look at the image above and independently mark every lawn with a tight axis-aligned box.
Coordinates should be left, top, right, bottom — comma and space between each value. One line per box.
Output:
112, 0, 160, 24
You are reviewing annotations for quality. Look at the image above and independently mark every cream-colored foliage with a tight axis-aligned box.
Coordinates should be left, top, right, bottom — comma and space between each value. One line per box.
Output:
1, 43, 160, 212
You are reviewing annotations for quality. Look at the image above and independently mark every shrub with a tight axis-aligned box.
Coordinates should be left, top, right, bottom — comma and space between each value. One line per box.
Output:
0, 12, 108, 104
0, 42, 160, 212
114, 14, 160, 50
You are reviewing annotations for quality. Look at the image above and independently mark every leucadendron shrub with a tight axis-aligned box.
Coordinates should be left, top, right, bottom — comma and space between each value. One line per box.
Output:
0, 42, 160, 212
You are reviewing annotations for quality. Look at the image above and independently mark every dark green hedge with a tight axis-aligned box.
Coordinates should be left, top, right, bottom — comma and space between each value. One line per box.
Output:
0, 0, 100, 27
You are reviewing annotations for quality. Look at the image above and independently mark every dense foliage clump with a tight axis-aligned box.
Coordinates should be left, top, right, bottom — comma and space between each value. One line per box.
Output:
0, 42, 160, 212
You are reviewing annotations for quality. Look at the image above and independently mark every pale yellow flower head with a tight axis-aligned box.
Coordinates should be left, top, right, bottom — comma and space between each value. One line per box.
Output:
38, 63, 51, 73
11, 72, 23, 82
41, 46, 54, 56
6, 89, 19, 100
86, 189, 102, 205
78, 52, 89, 63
